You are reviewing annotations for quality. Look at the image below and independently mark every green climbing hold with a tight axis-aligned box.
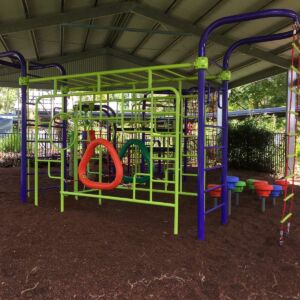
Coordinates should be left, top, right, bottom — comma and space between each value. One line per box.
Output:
118, 139, 153, 184
234, 181, 246, 193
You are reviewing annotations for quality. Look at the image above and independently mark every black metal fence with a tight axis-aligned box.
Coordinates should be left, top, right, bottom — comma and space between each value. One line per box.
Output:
228, 131, 285, 174
0, 130, 287, 173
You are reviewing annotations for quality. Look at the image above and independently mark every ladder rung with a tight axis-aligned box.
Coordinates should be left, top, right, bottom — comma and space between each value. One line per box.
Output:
204, 125, 223, 129
280, 213, 292, 224
205, 184, 222, 193
152, 156, 175, 161
291, 65, 300, 75
292, 42, 300, 54
205, 203, 224, 215
285, 173, 296, 179
182, 134, 197, 138
287, 133, 296, 137
205, 146, 224, 149
37, 159, 61, 163
289, 87, 300, 95
182, 173, 197, 177
284, 193, 294, 202
153, 112, 176, 115
205, 165, 223, 171
287, 154, 297, 158
288, 111, 298, 115
152, 179, 175, 184
182, 154, 197, 157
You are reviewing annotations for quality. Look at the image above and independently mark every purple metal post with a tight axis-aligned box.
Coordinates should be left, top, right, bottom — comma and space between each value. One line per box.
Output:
197, 9, 300, 240
220, 79, 228, 226
0, 51, 28, 203
223, 30, 296, 69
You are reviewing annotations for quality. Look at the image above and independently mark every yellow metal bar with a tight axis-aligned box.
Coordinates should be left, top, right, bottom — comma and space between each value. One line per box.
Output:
285, 173, 296, 179
288, 111, 298, 115
283, 193, 294, 202
291, 65, 300, 75
280, 213, 292, 224
292, 42, 300, 54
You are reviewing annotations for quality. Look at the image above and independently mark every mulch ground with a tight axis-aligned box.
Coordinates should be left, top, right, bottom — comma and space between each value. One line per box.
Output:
0, 167, 300, 299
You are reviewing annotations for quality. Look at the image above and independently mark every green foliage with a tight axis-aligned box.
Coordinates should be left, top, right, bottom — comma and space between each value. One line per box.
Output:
228, 117, 285, 173
297, 144, 300, 159
0, 88, 18, 113
230, 114, 284, 132
229, 73, 287, 110
0, 132, 21, 153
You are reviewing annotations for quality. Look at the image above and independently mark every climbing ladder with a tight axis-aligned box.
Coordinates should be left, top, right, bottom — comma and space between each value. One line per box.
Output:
279, 25, 300, 245
198, 81, 228, 240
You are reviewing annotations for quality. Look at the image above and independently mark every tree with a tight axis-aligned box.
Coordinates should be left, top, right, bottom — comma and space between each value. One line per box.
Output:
229, 73, 287, 110
0, 87, 18, 113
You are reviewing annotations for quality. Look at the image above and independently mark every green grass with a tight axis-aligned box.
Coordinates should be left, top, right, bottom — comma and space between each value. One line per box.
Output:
0, 132, 21, 153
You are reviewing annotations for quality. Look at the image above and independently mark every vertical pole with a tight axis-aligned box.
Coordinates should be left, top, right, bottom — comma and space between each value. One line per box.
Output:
21, 84, 27, 203
174, 89, 180, 235
228, 189, 231, 216
197, 69, 206, 240
141, 97, 146, 173
60, 148, 65, 212
183, 96, 188, 181
63, 96, 67, 187
73, 113, 79, 199
34, 99, 39, 206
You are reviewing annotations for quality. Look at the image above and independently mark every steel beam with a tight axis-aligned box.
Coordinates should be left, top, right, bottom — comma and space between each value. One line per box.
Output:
21, 0, 40, 60
132, 3, 291, 69
131, 0, 180, 55
151, 0, 223, 61
82, 0, 99, 52
0, 1, 136, 34
229, 66, 285, 88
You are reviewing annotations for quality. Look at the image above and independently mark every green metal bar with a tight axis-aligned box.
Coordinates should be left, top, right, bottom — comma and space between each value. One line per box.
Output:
48, 161, 61, 180
34, 100, 39, 207
179, 191, 197, 196
29, 63, 195, 83
60, 149, 65, 212
62, 191, 175, 207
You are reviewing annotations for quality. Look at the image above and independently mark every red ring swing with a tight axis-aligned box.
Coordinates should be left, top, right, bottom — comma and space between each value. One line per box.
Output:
78, 137, 123, 190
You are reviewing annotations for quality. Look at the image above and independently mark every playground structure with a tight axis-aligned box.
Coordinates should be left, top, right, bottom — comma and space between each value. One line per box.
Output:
6, 9, 297, 242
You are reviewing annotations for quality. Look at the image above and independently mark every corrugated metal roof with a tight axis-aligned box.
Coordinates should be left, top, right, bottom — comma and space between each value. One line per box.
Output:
0, 0, 298, 87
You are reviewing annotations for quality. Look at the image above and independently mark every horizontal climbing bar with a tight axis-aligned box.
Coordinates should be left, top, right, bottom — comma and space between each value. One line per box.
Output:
284, 193, 294, 202
292, 42, 300, 54
285, 173, 296, 179
62, 191, 175, 208
280, 213, 292, 224
205, 203, 224, 215
205, 184, 223, 193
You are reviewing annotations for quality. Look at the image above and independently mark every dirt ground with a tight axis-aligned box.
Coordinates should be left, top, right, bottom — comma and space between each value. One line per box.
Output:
0, 167, 300, 300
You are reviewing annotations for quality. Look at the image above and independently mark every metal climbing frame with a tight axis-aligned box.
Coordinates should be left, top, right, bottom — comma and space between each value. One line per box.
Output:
30, 63, 218, 235
197, 9, 300, 240
24, 8, 300, 240
0, 51, 67, 203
